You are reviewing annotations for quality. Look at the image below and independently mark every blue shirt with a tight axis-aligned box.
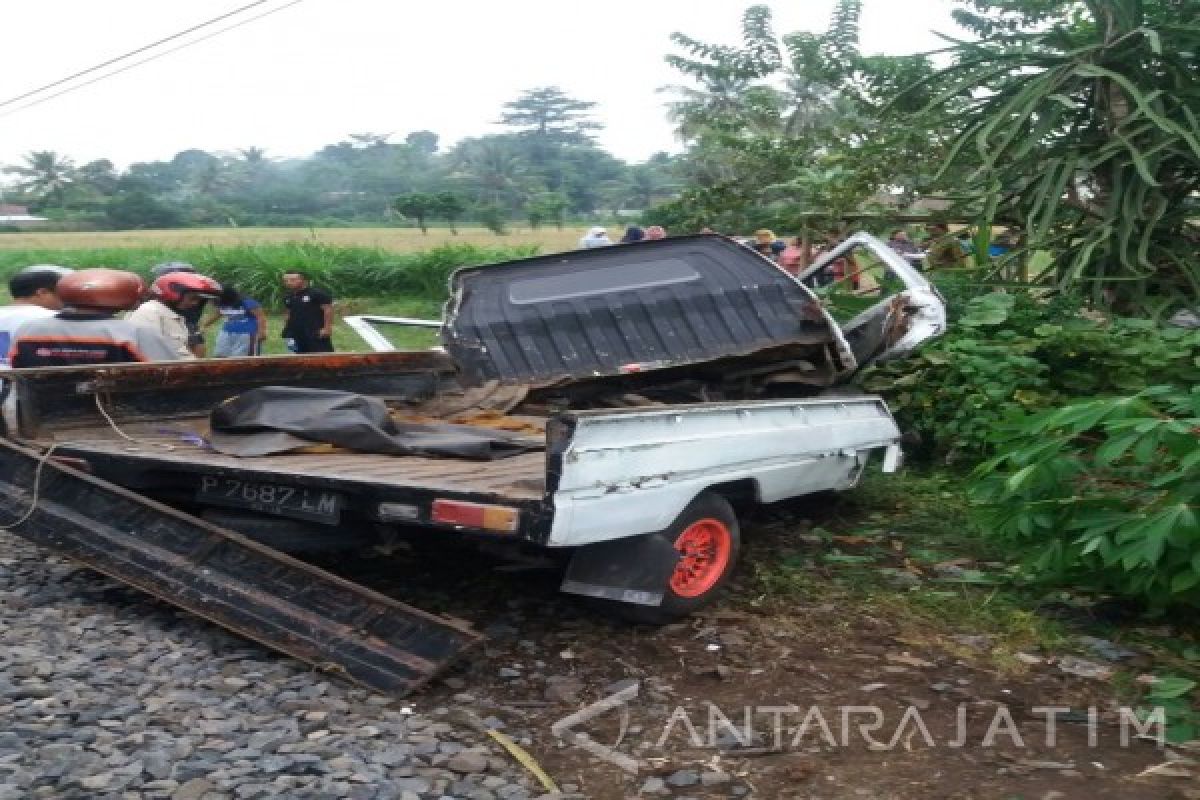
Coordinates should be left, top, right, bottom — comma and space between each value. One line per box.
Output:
218, 298, 261, 335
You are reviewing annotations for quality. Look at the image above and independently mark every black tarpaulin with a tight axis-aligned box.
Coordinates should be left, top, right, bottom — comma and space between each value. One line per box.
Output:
208, 386, 539, 460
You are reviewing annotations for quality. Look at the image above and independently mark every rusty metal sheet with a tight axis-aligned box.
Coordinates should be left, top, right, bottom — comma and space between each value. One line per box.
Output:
6, 350, 455, 388
0, 438, 482, 696
7, 351, 456, 440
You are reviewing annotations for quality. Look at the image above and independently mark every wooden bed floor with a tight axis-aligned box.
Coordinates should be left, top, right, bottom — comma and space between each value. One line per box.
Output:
36, 416, 547, 500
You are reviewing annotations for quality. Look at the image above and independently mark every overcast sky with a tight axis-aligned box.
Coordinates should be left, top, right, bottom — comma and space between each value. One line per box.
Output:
0, 0, 959, 171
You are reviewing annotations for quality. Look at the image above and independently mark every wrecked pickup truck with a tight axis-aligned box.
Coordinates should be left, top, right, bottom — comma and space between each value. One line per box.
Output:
0, 232, 943, 694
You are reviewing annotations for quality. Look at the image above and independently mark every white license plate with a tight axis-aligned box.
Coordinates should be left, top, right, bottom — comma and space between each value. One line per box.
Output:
196, 476, 343, 524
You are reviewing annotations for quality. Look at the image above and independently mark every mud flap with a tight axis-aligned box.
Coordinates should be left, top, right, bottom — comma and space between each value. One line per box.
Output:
560, 533, 679, 607
0, 439, 481, 696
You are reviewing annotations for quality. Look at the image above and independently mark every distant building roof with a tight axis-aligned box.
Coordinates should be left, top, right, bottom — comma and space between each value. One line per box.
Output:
0, 204, 30, 215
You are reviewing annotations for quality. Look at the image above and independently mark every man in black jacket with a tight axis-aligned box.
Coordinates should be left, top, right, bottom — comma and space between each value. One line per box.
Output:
281, 271, 334, 353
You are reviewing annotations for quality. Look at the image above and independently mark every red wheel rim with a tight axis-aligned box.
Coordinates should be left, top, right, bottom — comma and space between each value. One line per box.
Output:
669, 518, 732, 598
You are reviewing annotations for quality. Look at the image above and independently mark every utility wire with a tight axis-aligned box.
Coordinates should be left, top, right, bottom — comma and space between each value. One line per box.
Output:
0, 0, 305, 120
0, 1, 271, 110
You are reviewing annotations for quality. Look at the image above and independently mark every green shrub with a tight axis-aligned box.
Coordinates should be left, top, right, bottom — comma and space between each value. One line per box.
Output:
475, 204, 509, 236
968, 387, 1200, 612
1141, 675, 1200, 744
861, 290, 1200, 460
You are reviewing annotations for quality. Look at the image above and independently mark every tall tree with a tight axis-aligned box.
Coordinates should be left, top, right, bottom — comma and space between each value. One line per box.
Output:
4, 150, 76, 210
239, 147, 268, 165
657, 3, 931, 233
625, 164, 677, 209
393, 192, 439, 233
660, 5, 784, 142
922, 0, 1200, 310
498, 87, 603, 146
432, 192, 466, 233
526, 192, 568, 230
452, 137, 530, 209
76, 159, 118, 196
405, 131, 439, 156
106, 190, 181, 229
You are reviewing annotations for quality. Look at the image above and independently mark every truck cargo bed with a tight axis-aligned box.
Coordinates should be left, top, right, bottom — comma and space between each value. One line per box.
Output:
38, 415, 548, 501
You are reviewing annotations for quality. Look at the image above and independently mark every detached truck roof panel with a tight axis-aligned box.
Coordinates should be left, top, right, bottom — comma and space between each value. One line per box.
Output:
442, 234, 857, 387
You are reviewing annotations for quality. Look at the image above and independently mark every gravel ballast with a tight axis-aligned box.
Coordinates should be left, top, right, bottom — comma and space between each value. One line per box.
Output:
0, 531, 546, 800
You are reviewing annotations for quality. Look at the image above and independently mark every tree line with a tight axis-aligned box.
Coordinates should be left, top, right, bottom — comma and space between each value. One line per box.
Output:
0, 87, 678, 232
653, 0, 1199, 311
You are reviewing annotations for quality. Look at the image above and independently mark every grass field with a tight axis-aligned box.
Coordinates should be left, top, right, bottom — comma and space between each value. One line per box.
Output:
0, 226, 584, 253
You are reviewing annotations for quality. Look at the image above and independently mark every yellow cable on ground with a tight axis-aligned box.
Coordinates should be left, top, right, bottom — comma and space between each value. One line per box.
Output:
452, 709, 559, 793
483, 728, 559, 794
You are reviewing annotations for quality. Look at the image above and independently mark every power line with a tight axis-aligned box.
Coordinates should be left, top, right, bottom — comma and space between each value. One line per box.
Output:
0, 0, 305, 120
0, 1, 271, 110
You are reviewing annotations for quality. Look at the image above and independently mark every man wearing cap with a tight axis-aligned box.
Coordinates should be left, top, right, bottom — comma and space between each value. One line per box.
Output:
752, 229, 779, 260
0, 265, 74, 369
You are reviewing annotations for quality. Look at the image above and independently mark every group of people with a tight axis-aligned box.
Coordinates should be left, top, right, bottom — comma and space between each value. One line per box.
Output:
736, 229, 865, 287
577, 225, 668, 249
743, 223, 1015, 282
574, 224, 866, 287
577, 220, 997, 278
891, 223, 967, 270
890, 223, 1020, 269
576, 222, 964, 280
746, 224, 977, 275
0, 263, 335, 370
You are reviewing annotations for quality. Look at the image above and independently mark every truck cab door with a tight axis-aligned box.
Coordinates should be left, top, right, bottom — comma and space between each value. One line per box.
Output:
795, 232, 947, 370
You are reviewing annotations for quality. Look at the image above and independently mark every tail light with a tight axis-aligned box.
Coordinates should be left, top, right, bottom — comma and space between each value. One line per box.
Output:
431, 499, 519, 533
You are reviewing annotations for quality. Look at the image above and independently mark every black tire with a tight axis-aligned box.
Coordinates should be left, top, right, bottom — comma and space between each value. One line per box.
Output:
612, 492, 741, 625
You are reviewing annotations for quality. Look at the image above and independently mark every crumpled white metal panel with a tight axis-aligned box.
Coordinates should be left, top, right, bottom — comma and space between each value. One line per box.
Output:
548, 396, 901, 547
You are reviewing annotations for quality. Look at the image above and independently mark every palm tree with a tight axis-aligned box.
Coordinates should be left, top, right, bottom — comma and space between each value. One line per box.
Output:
659, 75, 782, 141
781, 75, 856, 135
4, 150, 76, 210
76, 159, 118, 196
238, 147, 267, 165
455, 140, 528, 208
191, 159, 230, 195
660, 5, 786, 142
778, 2, 867, 138
613, 165, 679, 211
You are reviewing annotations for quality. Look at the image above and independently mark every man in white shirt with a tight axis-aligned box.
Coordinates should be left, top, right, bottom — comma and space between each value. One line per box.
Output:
0, 265, 74, 368
126, 272, 222, 360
